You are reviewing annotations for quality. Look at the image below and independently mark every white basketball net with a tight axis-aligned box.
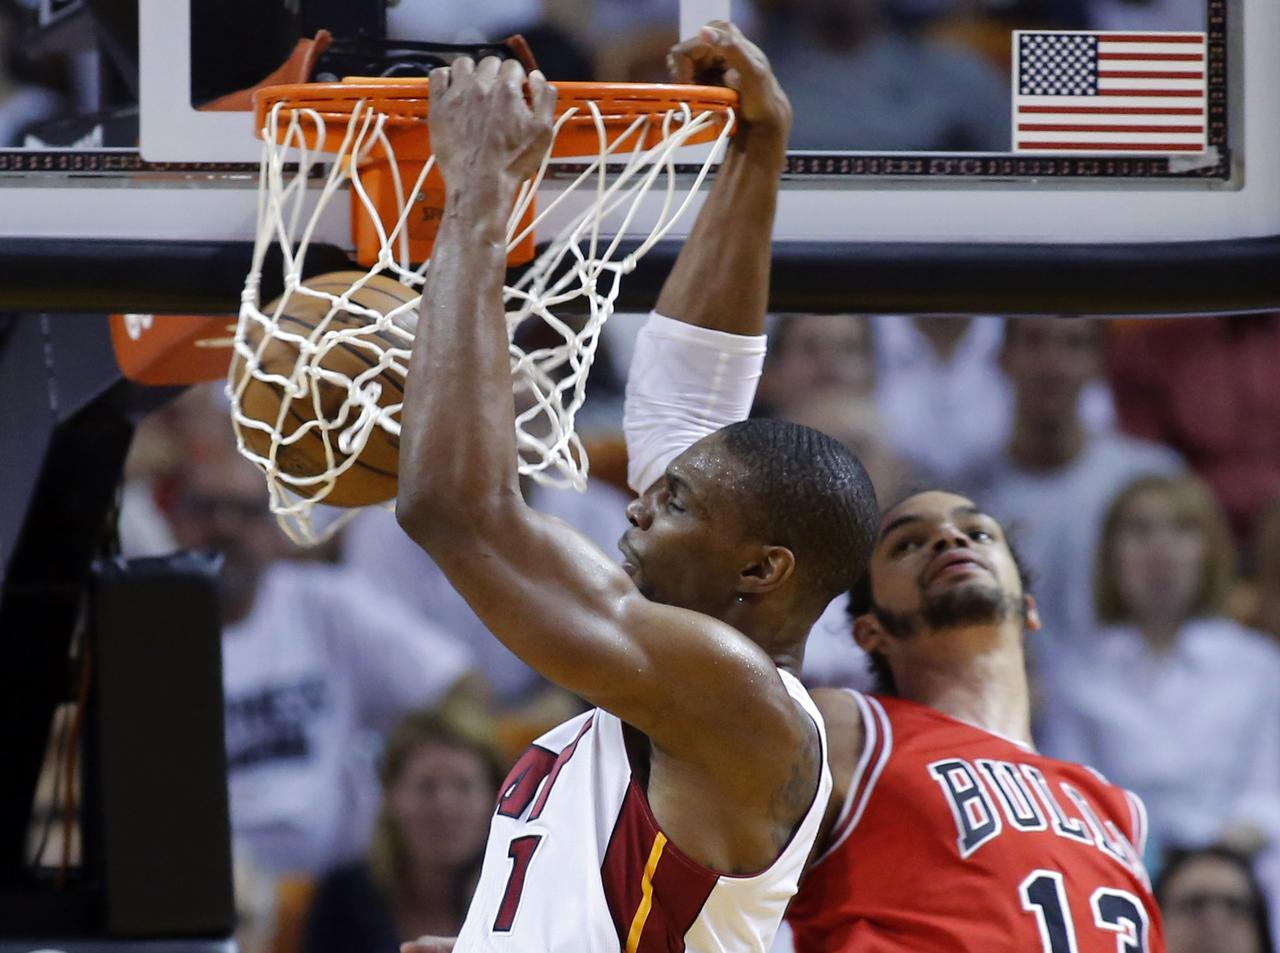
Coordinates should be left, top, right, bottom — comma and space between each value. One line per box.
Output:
229, 90, 734, 545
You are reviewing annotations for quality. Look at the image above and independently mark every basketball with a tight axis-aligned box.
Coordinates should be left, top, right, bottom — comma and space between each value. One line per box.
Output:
229, 270, 420, 508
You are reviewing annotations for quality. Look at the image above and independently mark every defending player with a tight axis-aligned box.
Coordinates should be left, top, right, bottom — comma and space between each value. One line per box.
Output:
785, 492, 1166, 951
393, 23, 879, 953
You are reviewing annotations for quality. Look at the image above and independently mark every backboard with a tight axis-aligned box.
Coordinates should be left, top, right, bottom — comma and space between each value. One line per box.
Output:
0, 0, 1276, 314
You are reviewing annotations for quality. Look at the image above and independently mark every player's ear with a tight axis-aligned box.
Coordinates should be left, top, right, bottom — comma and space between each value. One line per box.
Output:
1022, 594, 1041, 633
737, 545, 795, 595
853, 613, 886, 654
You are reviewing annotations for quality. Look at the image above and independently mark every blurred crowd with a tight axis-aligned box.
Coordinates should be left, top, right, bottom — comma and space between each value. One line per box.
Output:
2, 0, 1208, 149
109, 310, 1280, 953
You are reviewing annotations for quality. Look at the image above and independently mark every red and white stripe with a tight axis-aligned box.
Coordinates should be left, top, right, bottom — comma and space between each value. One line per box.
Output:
1014, 31, 1207, 154
812, 691, 893, 865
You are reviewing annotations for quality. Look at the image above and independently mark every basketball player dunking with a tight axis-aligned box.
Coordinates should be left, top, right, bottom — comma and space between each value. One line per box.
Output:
393, 23, 880, 953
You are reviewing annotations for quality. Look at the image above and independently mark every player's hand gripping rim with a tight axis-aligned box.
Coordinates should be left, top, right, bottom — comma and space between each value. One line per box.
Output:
666, 20, 791, 141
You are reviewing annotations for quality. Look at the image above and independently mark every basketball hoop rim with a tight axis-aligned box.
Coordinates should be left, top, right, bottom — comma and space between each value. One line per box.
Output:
252, 79, 738, 158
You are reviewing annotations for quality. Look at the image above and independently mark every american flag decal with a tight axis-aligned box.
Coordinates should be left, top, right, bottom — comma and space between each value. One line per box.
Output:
1012, 31, 1207, 154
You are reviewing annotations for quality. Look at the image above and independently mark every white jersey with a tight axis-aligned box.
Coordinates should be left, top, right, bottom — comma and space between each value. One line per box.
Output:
454, 669, 832, 952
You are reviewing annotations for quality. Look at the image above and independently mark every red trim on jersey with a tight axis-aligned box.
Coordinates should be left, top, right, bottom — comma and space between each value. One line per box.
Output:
1124, 789, 1150, 860
818, 692, 892, 862
601, 781, 718, 952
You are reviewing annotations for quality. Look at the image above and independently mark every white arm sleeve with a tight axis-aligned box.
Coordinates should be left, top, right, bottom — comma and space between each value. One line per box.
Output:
623, 311, 767, 494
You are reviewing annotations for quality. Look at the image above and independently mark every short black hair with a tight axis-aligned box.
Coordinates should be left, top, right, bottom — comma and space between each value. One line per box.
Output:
718, 418, 879, 607
1155, 845, 1274, 951
844, 494, 1036, 694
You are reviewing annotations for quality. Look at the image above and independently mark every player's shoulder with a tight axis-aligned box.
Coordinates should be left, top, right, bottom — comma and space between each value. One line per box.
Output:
808, 688, 874, 796
809, 687, 866, 746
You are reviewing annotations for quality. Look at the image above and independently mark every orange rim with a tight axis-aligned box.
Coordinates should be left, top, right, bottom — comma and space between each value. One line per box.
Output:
252, 79, 736, 158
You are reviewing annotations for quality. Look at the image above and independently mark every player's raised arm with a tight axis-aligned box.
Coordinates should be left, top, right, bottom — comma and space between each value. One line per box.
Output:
659, 21, 789, 334
395, 57, 818, 791
624, 22, 784, 493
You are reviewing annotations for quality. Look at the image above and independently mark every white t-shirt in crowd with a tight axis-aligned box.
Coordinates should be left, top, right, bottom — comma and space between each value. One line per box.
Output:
342, 481, 631, 704
956, 431, 1182, 650
222, 561, 474, 874
1038, 617, 1280, 851
872, 316, 1116, 486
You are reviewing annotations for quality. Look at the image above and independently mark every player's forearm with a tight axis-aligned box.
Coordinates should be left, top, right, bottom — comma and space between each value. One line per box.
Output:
398, 180, 523, 538
654, 128, 786, 334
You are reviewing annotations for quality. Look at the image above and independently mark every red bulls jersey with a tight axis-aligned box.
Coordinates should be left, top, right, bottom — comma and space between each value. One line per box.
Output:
787, 692, 1165, 953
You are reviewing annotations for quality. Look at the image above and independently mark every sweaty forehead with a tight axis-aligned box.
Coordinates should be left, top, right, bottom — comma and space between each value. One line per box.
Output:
667, 434, 744, 494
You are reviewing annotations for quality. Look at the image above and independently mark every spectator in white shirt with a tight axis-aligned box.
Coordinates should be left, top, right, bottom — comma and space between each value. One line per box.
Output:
955, 317, 1181, 656
872, 314, 1116, 486
158, 430, 478, 876
753, 315, 891, 691
1039, 474, 1280, 862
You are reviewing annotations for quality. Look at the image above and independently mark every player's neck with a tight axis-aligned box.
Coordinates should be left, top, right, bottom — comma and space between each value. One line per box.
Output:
896, 635, 1033, 746
725, 602, 812, 677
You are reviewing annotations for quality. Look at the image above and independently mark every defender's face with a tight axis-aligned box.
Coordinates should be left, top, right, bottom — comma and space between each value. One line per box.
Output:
868, 491, 1027, 625
619, 435, 752, 614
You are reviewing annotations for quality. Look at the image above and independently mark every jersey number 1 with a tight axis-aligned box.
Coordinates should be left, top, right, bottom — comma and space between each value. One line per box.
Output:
491, 718, 594, 933
494, 835, 542, 932
1020, 870, 1150, 952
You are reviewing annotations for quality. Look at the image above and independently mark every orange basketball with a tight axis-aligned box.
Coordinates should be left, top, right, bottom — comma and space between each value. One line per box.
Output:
230, 271, 420, 507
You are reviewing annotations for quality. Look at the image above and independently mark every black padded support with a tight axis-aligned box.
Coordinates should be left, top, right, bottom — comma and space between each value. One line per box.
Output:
1, 235, 1279, 315
0, 241, 355, 315
0, 318, 134, 890
90, 555, 234, 938
610, 236, 1280, 316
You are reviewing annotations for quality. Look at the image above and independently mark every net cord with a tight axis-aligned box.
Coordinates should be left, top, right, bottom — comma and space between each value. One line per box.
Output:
231, 92, 734, 545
